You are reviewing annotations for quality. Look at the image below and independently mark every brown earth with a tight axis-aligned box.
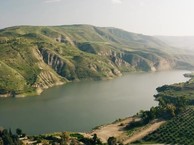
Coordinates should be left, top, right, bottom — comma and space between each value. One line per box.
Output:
84, 118, 165, 144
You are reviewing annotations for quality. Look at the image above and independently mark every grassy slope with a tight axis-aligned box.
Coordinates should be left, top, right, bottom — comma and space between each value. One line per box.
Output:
0, 25, 194, 96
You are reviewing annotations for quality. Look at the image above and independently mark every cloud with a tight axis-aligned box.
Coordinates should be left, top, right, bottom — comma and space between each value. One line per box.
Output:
44, 0, 61, 3
112, 0, 122, 4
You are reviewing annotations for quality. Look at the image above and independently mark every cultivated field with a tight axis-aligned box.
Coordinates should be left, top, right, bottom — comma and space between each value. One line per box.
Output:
136, 107, 194, 144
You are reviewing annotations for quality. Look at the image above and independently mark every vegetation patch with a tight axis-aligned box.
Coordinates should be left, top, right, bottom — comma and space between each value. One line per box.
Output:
136, 107, 194, 144
1, 25, 194, 96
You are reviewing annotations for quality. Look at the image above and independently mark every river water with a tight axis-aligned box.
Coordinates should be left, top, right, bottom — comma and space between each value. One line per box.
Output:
0, 70, 190, 135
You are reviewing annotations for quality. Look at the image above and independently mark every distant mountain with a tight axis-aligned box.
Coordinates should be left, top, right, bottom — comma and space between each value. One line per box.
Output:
155, 36, 194, 50
0, 25, 194, 97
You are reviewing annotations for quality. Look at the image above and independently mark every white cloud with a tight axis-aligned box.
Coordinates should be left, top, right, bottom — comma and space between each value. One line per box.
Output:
112, 0, 122, 4
44, 0, 61, 3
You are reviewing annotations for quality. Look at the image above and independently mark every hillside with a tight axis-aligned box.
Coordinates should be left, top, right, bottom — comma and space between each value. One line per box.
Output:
137, 107, 194, 144
133, 74, 194, 144
156, 35, 194, 50
0, 25, 194, 97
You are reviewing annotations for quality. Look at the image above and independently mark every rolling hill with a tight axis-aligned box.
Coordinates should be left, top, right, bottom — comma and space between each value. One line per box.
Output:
0, 24, 194, 97
156, 35, 194, 50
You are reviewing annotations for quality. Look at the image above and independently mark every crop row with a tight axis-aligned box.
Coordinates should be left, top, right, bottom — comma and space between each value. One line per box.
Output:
136, 107, 194, 144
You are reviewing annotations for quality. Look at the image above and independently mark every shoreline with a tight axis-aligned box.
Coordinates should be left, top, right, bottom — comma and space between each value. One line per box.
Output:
0, 73, 121, 98
19, 116, 165, 144
0, 69, 190, 98
0, 71, 193, 144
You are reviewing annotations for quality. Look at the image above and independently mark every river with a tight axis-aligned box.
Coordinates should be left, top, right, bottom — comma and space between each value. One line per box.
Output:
0, 70, 190, 135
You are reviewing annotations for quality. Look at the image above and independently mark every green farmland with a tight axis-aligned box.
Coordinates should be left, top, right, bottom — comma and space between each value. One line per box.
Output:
136, 107, 194, 144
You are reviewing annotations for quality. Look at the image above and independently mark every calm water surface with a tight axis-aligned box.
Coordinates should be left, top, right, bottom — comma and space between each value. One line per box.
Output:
0, 70, 190, 135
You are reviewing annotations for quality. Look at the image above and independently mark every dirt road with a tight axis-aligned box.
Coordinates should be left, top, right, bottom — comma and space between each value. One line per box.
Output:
123, 120, 166, 144
84, 118, 165, 144
88, 117, 135, 143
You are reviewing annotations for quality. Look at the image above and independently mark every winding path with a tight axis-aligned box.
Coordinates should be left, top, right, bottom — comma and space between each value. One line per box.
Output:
87, 117, 135, 143
123, 120, 166, 144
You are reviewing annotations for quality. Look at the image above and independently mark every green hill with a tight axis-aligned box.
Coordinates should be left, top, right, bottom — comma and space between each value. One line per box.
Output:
0, 25, 194, 97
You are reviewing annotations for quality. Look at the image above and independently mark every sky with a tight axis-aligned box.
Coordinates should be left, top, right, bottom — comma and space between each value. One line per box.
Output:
1, 0, 194, 36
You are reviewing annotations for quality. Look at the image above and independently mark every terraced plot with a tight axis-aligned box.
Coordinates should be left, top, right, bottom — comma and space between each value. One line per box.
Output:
136, 107, 194, 144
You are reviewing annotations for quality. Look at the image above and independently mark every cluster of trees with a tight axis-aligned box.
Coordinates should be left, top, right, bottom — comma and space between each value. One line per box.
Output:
79, 134, 102, 145
126, 96, 188, 130
33, 132, 80, 145
33, 133, 103, 145
0, 128, 24, 145
159, 96, 187, 115
76, 134, 121, 145
156, 85, 182, 92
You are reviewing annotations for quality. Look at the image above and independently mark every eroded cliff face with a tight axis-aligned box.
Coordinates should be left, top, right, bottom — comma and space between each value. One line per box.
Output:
99, 49, 175, 72
38, 47, 122, 82
154, 59, 175, 71
0, 25, 193, 96
33, 71, 64, 94
38, 47, 77, 80
6, 45, 177, 97
30, 47, 65, 94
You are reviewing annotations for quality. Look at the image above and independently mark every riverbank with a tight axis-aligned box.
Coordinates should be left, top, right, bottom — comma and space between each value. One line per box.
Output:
1, 69, 191, 99
86, 117, 136, 143
0, 69, 188, 98
0, 73, 122, 98
80, 117, 165, 144
17, 116, 165, 145
0, 70, 189, 135
1, 71, 193, 144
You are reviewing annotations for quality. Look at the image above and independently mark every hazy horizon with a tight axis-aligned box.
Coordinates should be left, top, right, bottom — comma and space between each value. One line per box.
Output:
1, 0, 194, 36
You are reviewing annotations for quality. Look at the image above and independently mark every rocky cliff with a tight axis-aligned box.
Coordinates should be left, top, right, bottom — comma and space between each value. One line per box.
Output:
0, 25, 193, 96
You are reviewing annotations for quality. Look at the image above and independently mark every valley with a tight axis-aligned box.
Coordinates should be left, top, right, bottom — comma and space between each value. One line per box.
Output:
0, 70, 189, 135
0, 25, 194, 145
1, 0, 194, 144
0, 25, 194, 97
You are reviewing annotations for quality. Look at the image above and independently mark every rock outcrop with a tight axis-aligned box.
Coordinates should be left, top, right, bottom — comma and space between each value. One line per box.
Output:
0, 25, 193, 96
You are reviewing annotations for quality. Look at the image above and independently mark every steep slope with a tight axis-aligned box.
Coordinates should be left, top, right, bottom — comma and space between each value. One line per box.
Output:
0, 25, 193, 97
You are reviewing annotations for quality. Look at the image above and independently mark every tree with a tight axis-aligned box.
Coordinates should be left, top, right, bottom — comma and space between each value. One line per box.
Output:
16, 128, 22, 136
9, 129, 12, 136
141, 111, 151, 124
149, 107, 157, 119
92, 134, 102, 145
175, 96, 188, 110
166, 104, 176, 117
158, 97, 167, 108
2, 129, 14, 145
93, 134, 98, 144
0, 129, 21, 145
108, 137, 117, 145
